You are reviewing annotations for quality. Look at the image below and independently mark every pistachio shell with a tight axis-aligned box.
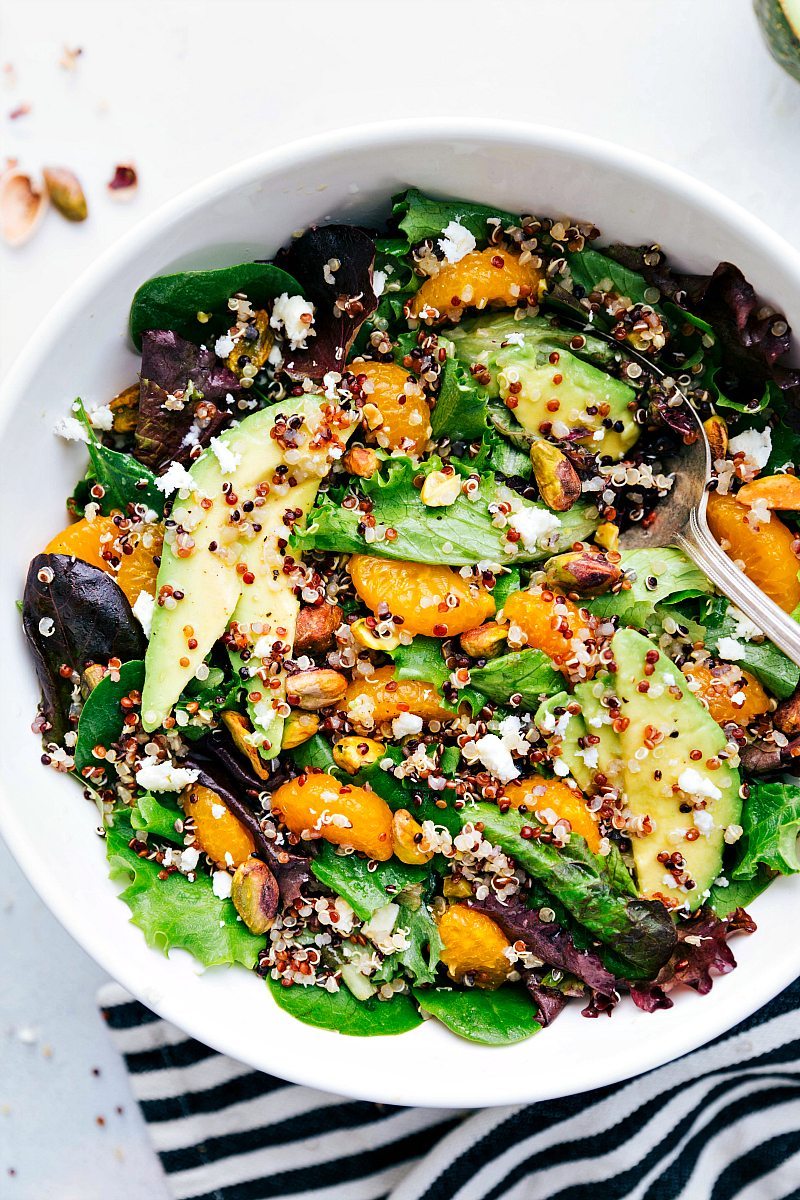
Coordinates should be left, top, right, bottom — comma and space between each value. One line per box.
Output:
43, 167, 88, 222
0, 168, 47, 247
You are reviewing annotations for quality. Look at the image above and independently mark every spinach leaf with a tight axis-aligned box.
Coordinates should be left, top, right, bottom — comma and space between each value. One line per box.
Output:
130, 792, 182, 842
289, 733, 338, 774
73, 400, 164, 517
295, 457, 597, 566
267, 975, 421, 1036
732, 781, 800, 879
392, 636, 486, 717
106, 810, 262, 968
310, 842, 431, 922
413, 986, 541, 1045
493, 568, 523, 608
177, 665, 243, 716
431, 356, 488, 441
469, 649, 562, 709
130, 262, 302, 348
472, 803, 677, 978
566, 247, 658, 308
393, 188, 519, 245
701, 596, 800, 699
487, 429, 533, 481
708, 866, 774, 917
73, 659, 145, 774
23, 554, 146, 744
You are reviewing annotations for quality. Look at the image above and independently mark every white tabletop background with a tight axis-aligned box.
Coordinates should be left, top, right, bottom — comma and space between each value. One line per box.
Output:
1, 0, 799, 1195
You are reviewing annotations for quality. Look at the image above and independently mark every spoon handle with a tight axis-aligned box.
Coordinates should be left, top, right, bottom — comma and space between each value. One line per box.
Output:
676, 508, 800, 670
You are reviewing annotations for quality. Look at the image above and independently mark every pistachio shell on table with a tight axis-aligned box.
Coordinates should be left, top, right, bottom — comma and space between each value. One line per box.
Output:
43, 167, 88, 222
0, 166, 47, 247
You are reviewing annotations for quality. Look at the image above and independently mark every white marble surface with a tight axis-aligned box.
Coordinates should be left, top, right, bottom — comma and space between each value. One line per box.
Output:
1, 0, 799, 1194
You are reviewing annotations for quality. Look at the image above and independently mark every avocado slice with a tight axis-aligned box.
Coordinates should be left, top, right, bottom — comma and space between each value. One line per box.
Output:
535, 678, 623, 793
448, 313, 639, 461
141, 395, 355, 739
611, 628, 741, 910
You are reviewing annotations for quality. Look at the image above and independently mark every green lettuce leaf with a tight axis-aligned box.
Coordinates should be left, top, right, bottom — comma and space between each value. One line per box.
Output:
588, 547, 712, 627
393, 188, 519, 245
267, 976, 422, 1036
392, 635, 486, 716
310, 842, 431, 922
395, 897, 442, 986
413, 986, 541, 1045
708, 865, 774, 917
700, 597, 800, 700
431, 355, 488, 441
469, 649, 562, 709
732, 781, 800, 879
295, 457, 597, 566
130, 793, 182, 842
105, 811, 262, 968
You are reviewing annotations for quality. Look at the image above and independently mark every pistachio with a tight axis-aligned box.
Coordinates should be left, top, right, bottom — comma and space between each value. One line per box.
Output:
392, 808, 434, 865
342, 445, 380, 478
459, 622, 508, 659
774, 690, 800, 737
543, 545, 623, 595
333, 736, 385, 775
110, 384, 139, 434
443, 875, 473, 898
221, 710, 271, 780
704, 414, 729, 463
281, 711, 320, 749
81, 663, 107, 693
43, 166, 88, 222
294, 602, 343, 655
0, 167, 47, 247
420, 470, 462, 508
286, 668, 348, 711
351, 617, 400, 652
230, 858, 279, 934
594, 521, 620, 554
529, 438, 581, 512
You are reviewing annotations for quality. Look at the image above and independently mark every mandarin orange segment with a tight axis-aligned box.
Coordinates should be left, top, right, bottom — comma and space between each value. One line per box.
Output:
116, 523, 163, 604
271, 772, 393, 861
45, 515, 120, 575
438, 904, 512, 989
349, 555, 495, 637
502, 588, 595, 667
344, 665, 451, 732
349, 359, 431, 454
737, 473, 800, 511
502, 776, 602, 852
706, 490, 800, 612
181, 783, 256, 870
682, 661, 772, 725
408, 248, 544, 323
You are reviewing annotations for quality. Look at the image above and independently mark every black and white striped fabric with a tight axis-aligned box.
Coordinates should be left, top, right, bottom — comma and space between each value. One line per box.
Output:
100, 980, 800, 1200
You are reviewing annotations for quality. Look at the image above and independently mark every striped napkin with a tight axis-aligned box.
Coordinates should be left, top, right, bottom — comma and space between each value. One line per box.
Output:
100, 980, 800, 1200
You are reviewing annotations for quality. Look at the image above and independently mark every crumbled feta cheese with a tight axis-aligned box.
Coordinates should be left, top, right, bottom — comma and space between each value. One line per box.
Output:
693, 809, 715, 836
132, 591, 155, 637
87, 404, 115, 431
155, 460, 196, 496
270, 293, 316, 350
180, 846, 200, 871
508, 507, 562, 552
211, 804, 226, 820
392, 712, 424, 739
372, 270, 387, 297
677, 767, 722, 802
728, 427, 772, 472
498, 713, 529, 756
467, 734, 520, 784
53, 415, 89, 443
438, 220, 477, 264
577, 745, 599, 770
135, 756, 199, 793
214, 332, 236, 358
728, 606, 762, 642
209, 436, 241, 475
212, 871, 233, 900
716, 636, 746, 662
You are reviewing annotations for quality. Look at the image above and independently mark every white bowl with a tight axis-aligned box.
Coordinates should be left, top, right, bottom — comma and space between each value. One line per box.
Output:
2, 120, 799, 1108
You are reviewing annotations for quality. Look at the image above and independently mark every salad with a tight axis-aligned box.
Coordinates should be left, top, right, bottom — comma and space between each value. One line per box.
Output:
23, 189, 800, 1046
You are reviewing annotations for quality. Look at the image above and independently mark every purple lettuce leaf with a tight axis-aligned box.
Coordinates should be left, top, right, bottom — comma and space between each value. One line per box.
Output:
523, 978, 567, 1026
276, 225, 377, 379
629, 906, 756, 1012
136, 330, 240, 471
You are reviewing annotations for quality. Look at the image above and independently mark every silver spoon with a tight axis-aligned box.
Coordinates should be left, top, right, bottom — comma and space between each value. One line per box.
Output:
582, 329, 800, 669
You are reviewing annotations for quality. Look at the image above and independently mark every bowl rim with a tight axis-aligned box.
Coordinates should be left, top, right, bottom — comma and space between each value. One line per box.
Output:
3, 117, 800, 1106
